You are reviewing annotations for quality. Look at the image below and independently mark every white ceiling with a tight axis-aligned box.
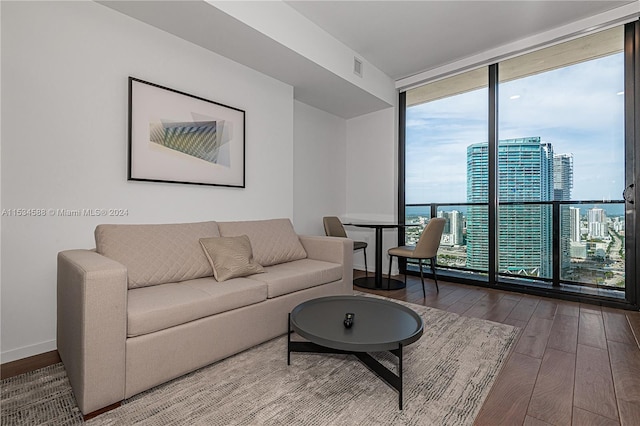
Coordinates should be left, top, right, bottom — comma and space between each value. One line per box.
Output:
286, 0, 635, 81
101, 0, 638, 118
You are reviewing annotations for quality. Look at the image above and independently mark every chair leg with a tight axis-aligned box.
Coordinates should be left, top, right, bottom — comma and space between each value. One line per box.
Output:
419, 259, 426, 298
430, 257, 439, 293
363, 249, 368, 278
387, 255, 393, 289
403, 260, 407, 285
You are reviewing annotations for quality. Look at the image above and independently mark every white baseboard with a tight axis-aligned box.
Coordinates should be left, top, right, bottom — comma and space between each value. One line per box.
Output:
1, 340, 56, 364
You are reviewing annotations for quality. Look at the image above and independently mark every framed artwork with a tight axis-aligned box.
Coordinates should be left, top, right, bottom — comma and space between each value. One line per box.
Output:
128, 77, 245, 188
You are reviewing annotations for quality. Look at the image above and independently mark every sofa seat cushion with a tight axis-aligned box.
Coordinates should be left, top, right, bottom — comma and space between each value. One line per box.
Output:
248, 259, 343, 299
95, 221, 220, 289
127, 277, 267, 337
217, 219, 307, 267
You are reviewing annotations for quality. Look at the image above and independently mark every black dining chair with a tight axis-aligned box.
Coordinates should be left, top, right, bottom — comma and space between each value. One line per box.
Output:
323, 216, 368, 277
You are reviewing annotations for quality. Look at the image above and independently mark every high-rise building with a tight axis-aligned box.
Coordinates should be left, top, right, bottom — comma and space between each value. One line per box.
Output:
466, 137, 554, 277
570, 207, 581, 242
437, 210, 464, 246
554, 154, 574, 272
562, 206, 584, 279
588, 207, 608, 240
553, 154, 573, 201
466, 143, 489, 271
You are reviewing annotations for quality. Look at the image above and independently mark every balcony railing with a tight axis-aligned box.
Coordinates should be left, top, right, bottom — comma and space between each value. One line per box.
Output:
404, 200, 625, 291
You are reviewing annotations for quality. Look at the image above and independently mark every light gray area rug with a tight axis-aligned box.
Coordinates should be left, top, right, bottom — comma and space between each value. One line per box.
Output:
1, 296, 519, 425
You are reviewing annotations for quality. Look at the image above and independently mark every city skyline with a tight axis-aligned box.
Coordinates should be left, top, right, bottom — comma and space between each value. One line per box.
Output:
405, 200, 624, 287
405, 136, 623, 285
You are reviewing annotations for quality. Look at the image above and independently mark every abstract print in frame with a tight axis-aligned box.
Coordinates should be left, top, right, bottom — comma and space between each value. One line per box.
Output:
128, 77, 245, 188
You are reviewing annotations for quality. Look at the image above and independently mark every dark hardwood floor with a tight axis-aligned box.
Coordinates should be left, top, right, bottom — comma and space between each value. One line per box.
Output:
355, 270, 640, 426
2, 271, 638, 425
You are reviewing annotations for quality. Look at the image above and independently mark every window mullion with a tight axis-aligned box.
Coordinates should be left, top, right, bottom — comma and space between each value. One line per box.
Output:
488, 64, 498, 285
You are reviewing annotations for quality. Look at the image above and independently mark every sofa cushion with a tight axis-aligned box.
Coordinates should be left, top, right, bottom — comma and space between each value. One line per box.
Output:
199, 235, 264, 282
95, 221, 219, 289
217, 218, 307, 267
127, 277, 267, 337
248, 259, 343, 298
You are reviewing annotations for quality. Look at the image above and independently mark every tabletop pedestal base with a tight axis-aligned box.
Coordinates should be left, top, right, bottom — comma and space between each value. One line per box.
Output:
354, 276, 406, 290
288, 337, 404, 410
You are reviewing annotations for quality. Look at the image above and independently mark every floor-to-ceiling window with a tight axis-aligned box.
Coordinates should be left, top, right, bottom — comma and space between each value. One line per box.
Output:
404, 68, 488, 276
400, 22, 639, 309
498, 27, 626, 295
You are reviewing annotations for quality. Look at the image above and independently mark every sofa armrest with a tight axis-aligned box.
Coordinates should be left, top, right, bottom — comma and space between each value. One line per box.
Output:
299, 235, 353, 294
57, 249, 128, 414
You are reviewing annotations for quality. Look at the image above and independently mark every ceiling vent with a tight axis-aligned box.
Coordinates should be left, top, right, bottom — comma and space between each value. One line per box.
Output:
353, 57, 363, 77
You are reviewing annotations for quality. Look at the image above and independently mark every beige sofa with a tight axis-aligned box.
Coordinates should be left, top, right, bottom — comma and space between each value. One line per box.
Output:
57, 218, 353, 416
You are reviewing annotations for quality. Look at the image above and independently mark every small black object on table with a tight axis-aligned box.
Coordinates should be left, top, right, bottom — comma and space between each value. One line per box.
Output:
287, 295, 424, 410
343, 312, 355, 328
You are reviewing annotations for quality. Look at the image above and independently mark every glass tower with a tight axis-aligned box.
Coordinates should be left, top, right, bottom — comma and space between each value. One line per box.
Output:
553, 154, 573, 201
554, 154, 574, 273
466, 143, 489, 271
467, 137, 554, 277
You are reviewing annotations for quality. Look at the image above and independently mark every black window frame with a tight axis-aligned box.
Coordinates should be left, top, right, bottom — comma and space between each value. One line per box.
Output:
398, 21, 640, 310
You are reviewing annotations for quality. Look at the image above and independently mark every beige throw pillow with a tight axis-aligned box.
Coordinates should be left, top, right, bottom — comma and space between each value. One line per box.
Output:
217, 219, 307, 266
199, 235, 264, 282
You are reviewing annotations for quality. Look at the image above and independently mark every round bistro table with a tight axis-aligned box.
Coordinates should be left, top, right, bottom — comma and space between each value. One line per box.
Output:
343, 221, 419, 290
287, 295, 424, 410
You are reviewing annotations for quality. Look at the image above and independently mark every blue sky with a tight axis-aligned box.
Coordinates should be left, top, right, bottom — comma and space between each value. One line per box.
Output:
405, 53, 625, 204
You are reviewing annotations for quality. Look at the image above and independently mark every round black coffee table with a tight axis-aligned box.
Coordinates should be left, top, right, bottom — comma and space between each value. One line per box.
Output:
287, 295, 424, 410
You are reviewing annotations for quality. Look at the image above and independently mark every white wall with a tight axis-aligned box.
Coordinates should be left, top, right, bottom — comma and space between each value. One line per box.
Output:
345, 107, 399, 274
292, 101, 346, 236
292, 101, 399, 275
1, 1, 295, 362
